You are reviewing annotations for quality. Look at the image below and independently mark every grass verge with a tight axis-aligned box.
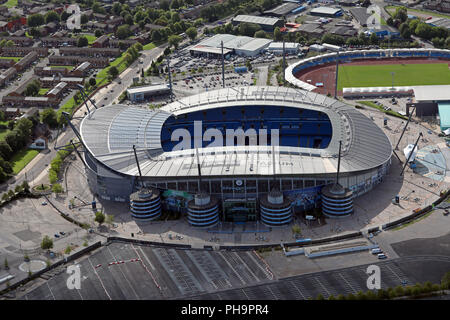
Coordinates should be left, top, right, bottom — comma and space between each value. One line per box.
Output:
10, 149, 39, 174
357, 101, 408, 120
392, 210, 434, 231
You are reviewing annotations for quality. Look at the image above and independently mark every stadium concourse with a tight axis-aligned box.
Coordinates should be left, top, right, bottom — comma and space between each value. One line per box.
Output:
285, 48, 450, 96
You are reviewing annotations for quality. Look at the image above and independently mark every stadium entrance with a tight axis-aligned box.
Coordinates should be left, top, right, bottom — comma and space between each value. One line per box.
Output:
223, 198, 257, 222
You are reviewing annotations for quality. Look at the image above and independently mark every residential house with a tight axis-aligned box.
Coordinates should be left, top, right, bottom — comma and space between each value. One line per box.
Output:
13, 51, 38, 72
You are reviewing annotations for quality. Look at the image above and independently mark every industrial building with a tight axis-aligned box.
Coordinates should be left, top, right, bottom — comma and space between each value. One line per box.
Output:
231, 15, 284, 32
267, 42, 300, 55
126, 83, 171, 102
190, 34, 273, 58
309, 7, 343, 17
78, 86, 392, 226
263, 2, 301, 17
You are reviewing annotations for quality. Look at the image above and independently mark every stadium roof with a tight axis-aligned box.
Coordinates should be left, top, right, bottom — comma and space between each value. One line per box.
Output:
80, 86, 392, 179
413, 85, 450, 102
232, 15, 281, 26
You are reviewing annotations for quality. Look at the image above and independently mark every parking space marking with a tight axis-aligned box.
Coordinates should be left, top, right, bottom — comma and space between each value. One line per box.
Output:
338, 272, 357, 293
290, 280, 307, 299
217, 251, 245, 285
46, 282, 56, 300
87, 257, 111, 300
137, 247, 155, 271
233, 252, 259, 282
106, 246, 140, 299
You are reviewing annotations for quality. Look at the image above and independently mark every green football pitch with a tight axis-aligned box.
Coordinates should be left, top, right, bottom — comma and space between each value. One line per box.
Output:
337, 63, 450, 90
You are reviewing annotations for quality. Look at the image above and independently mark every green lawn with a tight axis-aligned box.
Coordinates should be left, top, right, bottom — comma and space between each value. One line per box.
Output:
0, 56, 21, 62
143, 42, 156, 50
385, 5, 450, 19
10, 149, 39, 174
357, 101, 408, 120
38, 88, 49, 95
338, 63, 450, 90
50, 65, 73, 70
95, 52, 129, 86
80, 34, 97, 45
0, 128, 10, 141
4, 0, 17, 8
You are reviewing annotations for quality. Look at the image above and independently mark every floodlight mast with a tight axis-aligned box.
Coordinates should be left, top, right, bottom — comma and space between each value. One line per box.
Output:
400, 132, 422, 176
77, 84, 98, 114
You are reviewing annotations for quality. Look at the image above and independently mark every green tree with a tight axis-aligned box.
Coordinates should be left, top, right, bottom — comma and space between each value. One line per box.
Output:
441, 271, 450, 289
41, 235, 54, 250
185, 27, 197, 41
52, 183, 64, 193
24, 79, 41, 97
77, 36, 89, 47
89, 77, 96, 87
107, 66, 119, 79
28, 14, 45, 27
254, 30, 266, 38
4, 258, 8, 270
116, 24, 131, 39
168, 34, 182, 49
95, 211, 105, 225
41, 108, 58, 128
274, 27, 282, 42
45, 11, 60, 24
65, 246, 72, 254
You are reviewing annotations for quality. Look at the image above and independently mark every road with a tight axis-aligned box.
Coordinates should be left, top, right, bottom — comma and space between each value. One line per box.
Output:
1, 44, 167, 192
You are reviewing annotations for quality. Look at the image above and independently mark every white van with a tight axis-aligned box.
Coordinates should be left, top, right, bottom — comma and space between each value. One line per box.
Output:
377, 253, 387, 260
371, 248, 382, 255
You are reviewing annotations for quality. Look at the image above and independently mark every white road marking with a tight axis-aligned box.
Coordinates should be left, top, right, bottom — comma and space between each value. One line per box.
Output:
87, 257, 111, 300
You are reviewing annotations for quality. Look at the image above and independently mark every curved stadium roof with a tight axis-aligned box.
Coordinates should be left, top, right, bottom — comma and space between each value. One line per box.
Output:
80, 86, 392, 178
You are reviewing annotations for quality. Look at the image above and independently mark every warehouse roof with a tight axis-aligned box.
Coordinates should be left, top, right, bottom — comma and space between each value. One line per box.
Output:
413, 85, 450, 102
232, 15, 282, 26
195, 34, 273, 52
310, 7, 342, 15
80, 86, 392, 179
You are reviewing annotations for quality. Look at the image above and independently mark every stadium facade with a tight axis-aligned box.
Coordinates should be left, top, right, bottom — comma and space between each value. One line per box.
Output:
80, 86, 392, 226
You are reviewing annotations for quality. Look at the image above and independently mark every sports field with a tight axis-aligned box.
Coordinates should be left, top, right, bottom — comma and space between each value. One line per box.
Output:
338, 63, 450, 90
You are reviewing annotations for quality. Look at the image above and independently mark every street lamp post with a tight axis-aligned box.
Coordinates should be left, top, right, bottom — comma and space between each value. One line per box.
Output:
391, 72, 395, 89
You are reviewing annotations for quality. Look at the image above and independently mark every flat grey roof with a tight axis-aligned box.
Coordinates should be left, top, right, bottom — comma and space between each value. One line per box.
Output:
232, 15, 281, 26
414, 85, 450, 102
197, 34, 272, 53
310, 7, 342, 15
126, 84, 170, 95
80, 86, 392, 179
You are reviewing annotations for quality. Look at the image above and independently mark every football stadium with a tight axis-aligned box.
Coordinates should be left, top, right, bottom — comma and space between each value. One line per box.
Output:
79, 86, 392, 227
285, 48, 450, 94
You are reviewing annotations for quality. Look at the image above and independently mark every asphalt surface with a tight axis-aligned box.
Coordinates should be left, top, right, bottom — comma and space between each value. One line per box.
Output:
187, 256, 450, 300
14, 239, 450, 300
18, 242, 273, 300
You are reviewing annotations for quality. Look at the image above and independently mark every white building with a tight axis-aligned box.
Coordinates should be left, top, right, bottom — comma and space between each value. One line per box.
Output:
267, 42, 300, 55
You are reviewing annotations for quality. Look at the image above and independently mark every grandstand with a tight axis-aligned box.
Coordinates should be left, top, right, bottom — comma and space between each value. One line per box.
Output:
79, 86, 392, 225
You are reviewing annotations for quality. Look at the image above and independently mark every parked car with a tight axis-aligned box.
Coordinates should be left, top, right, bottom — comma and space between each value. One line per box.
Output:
54, 234, 60, 238
377, 253, 387, 259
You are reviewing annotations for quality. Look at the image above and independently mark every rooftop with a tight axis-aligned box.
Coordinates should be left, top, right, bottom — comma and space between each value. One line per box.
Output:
414, 85, 450, 102
80, 86, 392, 179
126, 83, 170, 95
232, 15, 281, 26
